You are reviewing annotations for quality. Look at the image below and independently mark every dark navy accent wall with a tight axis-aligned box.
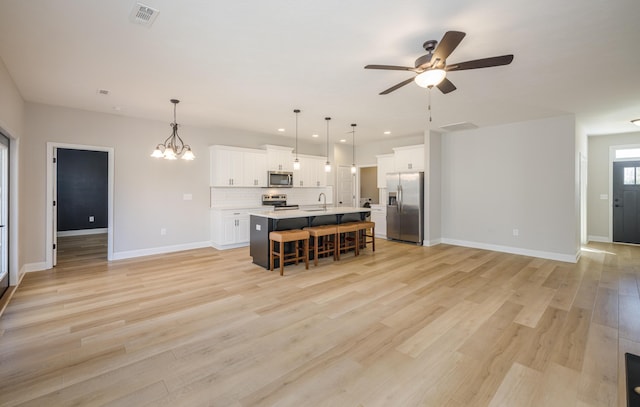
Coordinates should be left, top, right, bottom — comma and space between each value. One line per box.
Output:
57, 149, 108, 231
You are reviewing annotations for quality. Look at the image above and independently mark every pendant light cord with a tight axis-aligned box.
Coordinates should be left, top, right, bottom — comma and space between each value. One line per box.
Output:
294, 109, 300, 159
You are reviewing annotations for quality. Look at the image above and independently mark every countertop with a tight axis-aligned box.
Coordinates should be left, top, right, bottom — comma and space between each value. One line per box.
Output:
248, 206, 370, 220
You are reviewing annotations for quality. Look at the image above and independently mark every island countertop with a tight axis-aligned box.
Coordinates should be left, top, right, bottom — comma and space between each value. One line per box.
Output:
248, 206, 369, 220
249, 207, 371, 269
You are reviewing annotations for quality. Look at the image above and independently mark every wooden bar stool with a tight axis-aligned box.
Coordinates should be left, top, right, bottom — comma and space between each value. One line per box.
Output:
269, 229, 310, 276
336, 223, 359, 259
355, 221, 375, 251
303, 225, 338, 266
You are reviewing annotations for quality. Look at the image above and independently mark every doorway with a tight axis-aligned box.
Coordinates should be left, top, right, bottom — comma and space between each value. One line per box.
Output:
0, 134, 8, 298
613, 160, 640, 244
336, 165, 355, 207
46, 142, 114, 268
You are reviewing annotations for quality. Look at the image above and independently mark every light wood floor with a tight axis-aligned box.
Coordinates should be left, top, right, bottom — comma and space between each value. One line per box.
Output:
1, 236, 638, 406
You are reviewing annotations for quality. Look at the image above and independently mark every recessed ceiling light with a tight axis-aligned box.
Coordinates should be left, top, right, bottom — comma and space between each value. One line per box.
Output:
277, 128, 285, 132
383, 131, 391, 135
312, 134, 319, 138
632, 119, 640, 127
340, 139, 346, 143
112, 106, 121, 111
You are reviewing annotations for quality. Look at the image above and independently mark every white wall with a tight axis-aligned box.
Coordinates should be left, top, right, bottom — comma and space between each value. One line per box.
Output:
440, 115, 579, 262
424, 130, 442, 246
587, 131, 640, 241
21, 103, 324, 268
0, 56, 23, 284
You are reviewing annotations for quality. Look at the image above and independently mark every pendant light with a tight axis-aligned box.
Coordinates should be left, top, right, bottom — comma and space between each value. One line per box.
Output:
324, 117, 332, 172
350, 123, 357, 174
151, 99, 195, 160
293, 109, 301, 170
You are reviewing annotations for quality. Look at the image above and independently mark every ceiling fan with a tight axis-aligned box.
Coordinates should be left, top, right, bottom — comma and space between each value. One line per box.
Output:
365, 31, 514, 95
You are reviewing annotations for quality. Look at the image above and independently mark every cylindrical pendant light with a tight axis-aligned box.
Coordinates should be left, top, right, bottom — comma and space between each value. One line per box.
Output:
350, 123, 357, 174
324, 117, 331, 172
293, 109, 301, 170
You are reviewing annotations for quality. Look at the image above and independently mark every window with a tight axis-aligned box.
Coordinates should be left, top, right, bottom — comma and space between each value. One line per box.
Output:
616, 148, 640, 159
623, 167, 640, 185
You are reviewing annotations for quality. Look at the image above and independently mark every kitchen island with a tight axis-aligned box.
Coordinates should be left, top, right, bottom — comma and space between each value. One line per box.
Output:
249, 207, 371, 269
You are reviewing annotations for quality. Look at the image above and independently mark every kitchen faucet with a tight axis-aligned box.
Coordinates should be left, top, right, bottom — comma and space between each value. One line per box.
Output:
318, 192, 327, 210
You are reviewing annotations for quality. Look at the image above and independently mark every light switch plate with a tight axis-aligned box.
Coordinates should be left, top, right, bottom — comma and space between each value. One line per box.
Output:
256, 224, 261, 231
600, 194, 608, 200
183, 193, 192, 201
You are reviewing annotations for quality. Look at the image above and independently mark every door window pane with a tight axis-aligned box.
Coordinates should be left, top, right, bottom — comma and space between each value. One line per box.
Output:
624, 167, 635, 184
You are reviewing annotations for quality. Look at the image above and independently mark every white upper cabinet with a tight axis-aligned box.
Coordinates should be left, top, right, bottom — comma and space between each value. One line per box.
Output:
210, 145, 267, 187
265, 145, 294, 172
243, 150, 267, 187
393, 144, 424, 172
376, 154, 394, 188
294, 155, 327, 188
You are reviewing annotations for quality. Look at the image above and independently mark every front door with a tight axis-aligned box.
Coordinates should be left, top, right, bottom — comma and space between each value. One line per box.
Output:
613, 160, 640, 244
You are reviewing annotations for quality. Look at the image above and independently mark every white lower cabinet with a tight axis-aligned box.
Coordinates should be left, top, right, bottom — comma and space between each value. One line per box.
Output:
369, 204, 387, 238
211, 208, 259, 249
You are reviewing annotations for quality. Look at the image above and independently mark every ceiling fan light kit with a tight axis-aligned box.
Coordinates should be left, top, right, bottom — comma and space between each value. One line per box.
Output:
632, 119, 640, 127
414, 69, 446, 88
365, 31, 514, 95
151, 99, 195, 160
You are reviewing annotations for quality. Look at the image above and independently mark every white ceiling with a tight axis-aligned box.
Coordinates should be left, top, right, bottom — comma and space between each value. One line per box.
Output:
1, 0, 639, 144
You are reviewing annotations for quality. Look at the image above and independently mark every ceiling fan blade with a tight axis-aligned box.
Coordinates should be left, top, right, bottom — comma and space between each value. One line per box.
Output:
446, 55, 514, 71
365, 64, 415, 71
380, 77, 415, 95
436, 77, 456, 94
432, 31, 466, 66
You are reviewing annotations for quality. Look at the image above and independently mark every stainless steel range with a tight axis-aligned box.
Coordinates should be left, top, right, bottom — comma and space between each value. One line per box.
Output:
261, 194, 299, 211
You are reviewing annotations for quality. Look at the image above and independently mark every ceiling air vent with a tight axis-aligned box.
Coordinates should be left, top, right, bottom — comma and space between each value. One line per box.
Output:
439, 121, 479, 132
129, 3, 159, 27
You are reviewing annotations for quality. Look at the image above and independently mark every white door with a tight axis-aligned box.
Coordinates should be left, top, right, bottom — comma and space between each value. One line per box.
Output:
0, 136, 8, 296
337, 165, 355, 207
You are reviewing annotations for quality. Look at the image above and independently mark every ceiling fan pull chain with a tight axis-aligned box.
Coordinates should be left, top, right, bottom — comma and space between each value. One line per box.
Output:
428, 87, 433, 122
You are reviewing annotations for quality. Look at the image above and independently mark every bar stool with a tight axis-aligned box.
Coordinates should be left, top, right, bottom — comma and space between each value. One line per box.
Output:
354, 221, 375, 251
337, 223, 359, 259
269, 229, 310, 276
303, 225, 338, 266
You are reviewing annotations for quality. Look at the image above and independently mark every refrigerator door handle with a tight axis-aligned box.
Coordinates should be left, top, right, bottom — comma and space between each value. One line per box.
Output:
398, 185, 402, 213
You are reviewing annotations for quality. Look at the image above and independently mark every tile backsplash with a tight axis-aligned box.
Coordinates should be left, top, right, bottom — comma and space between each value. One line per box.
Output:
210, 187, 334, 208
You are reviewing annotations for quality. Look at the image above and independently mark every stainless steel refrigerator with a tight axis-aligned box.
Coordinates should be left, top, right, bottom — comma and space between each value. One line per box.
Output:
386, 172, 424, 244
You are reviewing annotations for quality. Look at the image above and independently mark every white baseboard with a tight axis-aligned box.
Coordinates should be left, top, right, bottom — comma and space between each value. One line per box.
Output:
423, 238, 442, 247
57, 228, 108, 237
587, 235, 610, 243
112, 241, 212, 261
22, 262, 49, 273
211, 241, 249, 250
440, 238, 578, 263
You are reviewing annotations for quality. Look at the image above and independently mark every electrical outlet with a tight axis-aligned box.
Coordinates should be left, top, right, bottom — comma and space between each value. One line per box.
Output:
160, 228, 166, 236
89, 216, 94, 222
513, 229, 519, 237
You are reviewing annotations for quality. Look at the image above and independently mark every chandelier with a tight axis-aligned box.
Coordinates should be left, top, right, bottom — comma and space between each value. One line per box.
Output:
151, 99, 195, 160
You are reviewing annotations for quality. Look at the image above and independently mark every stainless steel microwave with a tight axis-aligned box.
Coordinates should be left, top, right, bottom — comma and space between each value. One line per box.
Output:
268, 171, 293, 187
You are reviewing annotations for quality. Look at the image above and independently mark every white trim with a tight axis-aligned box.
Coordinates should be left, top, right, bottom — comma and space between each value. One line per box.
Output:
22, 262, 48, 273
609, 143, 640, 243
211, 241, 249, 250
112, 241, 212, 261
587, 235, 611, 243
440, 238, 579, 263
57, 228, 108, 237
423, 238, 442, 247
46, 142, 115, 269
